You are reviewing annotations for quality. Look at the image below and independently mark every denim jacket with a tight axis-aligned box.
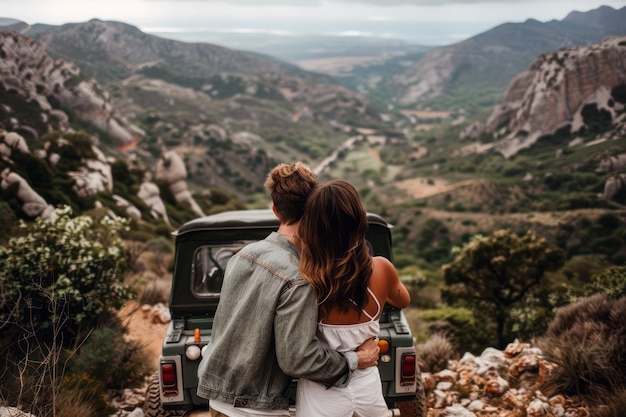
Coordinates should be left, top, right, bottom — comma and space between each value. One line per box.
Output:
197, 232, 356, 410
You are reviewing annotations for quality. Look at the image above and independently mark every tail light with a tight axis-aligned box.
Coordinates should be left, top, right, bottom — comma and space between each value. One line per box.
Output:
161, 361, 178, 396
378, 338, 390, 354
400, 353, 416, 386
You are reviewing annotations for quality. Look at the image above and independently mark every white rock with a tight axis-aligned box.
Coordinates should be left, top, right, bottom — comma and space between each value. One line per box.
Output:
443, 404, 476, 417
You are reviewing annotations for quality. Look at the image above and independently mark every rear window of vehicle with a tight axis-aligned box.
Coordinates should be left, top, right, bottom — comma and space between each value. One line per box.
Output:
191, 242, 252, 296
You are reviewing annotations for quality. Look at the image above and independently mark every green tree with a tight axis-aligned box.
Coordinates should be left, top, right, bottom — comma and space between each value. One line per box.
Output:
442, 229, 565, 348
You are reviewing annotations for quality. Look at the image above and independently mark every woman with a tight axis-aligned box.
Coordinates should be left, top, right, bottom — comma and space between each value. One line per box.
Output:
296, 179, 411, 417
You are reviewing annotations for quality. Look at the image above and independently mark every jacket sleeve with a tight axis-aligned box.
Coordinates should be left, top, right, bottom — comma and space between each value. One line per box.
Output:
274, 281, 353, 387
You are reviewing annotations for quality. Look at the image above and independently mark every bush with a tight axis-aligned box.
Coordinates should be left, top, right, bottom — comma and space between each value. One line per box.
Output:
0, 206, 135, 416
0, 206, 133, 341
592, 389, 626, 417
415, 334, 455, 373
57, 374, 111, 417
598, 213, 622, 229
579, 266, 626, 300
69, 326, 152, 390
443, 229, 565, 348
538, 294, 626, 405
418, 307, 489, 354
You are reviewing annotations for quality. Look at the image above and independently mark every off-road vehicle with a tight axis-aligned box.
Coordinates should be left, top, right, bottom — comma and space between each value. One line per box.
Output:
144, 209, 424, 416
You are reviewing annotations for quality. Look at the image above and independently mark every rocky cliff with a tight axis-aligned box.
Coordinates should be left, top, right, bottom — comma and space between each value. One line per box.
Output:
387, 6, 626, 111
463, 36, 626, 159
0, 32, 208, 224
0, 32, 143, 146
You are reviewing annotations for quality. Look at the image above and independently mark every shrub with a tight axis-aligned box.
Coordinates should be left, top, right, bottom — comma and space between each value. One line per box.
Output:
591, 236, 623, 256
69, 326, 152, 390
0, 206, 133, 341
57, 374, 111, 417
418, 307, 488, 354
592, 389, 626, 417
145, 236, 174, 254
580, 266, 626, 299
415, 334, 455, 373
597, 213, 622, 229
538, 294, 626, 405
0, 206, 135, 416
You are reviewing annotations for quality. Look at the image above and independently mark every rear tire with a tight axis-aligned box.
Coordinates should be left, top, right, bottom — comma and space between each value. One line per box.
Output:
143, 371, 188, 417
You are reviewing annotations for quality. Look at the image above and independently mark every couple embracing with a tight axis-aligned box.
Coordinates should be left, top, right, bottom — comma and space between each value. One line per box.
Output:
197, 162, 411, 417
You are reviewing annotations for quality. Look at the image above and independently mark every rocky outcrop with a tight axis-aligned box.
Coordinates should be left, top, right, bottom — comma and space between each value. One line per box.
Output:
604, 174, 626, 200
476, 36, 626, 158
0, 168, 54, 219
155, 149, 204, 218
597, 154, 626, 200
68, 145, 114, 198
597, 153, 626, 174
0, 31, 144, 146
137, 172, 170, 226
389, 6, 626, 109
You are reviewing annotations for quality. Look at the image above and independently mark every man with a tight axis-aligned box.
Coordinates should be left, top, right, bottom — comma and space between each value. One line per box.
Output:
197, 162, 379, 416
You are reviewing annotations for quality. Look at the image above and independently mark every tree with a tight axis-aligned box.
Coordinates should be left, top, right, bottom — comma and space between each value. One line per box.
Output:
442, 229, 565, 348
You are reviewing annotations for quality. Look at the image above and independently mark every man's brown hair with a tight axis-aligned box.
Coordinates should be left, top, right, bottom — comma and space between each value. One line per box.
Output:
264, 162, 319, 225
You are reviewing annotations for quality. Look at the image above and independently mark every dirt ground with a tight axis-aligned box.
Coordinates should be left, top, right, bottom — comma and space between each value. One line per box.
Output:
119, 301, 168, 369
394, 177, 453, 199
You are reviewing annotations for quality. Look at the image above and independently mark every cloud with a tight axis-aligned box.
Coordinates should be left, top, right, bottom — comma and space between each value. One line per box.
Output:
148, 0, 537, 4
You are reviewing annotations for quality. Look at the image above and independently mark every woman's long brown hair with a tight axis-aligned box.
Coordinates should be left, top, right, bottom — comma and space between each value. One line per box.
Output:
299, 180, 373, 318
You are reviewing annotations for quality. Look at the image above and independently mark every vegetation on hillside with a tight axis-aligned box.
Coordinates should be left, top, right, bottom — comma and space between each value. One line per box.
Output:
0, 207, 153, 417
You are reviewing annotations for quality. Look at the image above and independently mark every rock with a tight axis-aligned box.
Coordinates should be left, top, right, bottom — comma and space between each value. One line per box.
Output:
137, 173, 170, 226
143, 302, 171, 324
155, 149, 204, 218
443, 404, 476, 417
422, 342, 590, 417
596, 153, 626, 174
0, 407, 37, 417
603, 174, 626, 200
0, 168, 54, 219
113, 195, 142, 221
480, 36, 626, 158
1, 131, 30, 155
0, 32, 143, 145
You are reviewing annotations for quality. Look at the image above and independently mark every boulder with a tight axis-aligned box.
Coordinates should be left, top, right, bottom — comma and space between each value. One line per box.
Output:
0, 168, 54, 219
155, 149, 204, 218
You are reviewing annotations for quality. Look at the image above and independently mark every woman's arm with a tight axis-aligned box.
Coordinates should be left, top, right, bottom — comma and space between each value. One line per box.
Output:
373, 256, 411, 309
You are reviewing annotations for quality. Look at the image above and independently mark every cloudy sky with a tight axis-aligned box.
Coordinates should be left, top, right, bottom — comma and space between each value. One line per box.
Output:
3, 0, 625, 45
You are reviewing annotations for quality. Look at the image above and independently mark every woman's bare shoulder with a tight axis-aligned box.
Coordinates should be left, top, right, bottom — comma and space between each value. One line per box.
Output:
372, 256, 395, 269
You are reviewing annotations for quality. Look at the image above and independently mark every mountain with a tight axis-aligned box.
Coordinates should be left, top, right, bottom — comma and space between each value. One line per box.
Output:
1, 19, 388, 202
344, 5, 626, 114
467, 36, 626, 159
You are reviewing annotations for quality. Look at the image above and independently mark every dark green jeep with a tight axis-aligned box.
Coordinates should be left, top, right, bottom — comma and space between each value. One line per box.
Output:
144, 209, 425, 416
